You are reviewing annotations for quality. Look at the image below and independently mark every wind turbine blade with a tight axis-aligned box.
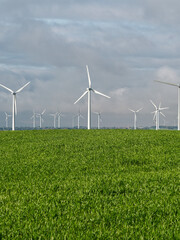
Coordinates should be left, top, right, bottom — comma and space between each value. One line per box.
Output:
155, 80, 179, 87
86, 65, 91, 88
93, 89, 111, 98
16, 81, 30, 93
0, 83, 13, 93
159, 107, 169, 110
160, 112, 166, 117
150, 100, 157, 109
74, 90, 88, 104
136, 108, 143, 112
153, 112, 156, 121
41, 109, 46, 115
128, 108, 135, 113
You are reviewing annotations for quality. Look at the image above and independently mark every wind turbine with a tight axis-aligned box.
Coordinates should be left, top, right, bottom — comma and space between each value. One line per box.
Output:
155, 80, 180, 130
57, 112, 63, 128
75, 110, 84, 129
4, 112, 11, 128
72, 114, 78, 129
0, 82, 30, 130
128, 108, 143, 130
72, 115, 75, 128
37, 109, 46, 128
31, 111, 36, 128
150, 100, 168, 130
94, 112, 102, 129
50, 112, 57, 128
74, 65, 111, 129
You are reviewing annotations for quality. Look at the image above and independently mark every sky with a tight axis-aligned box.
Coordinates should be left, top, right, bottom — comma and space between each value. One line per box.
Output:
0, 0, 180, 128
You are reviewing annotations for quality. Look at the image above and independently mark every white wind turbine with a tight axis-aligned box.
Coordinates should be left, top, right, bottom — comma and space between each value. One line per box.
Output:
155, 80, 180, 130
0, 82, 30, 130
72, 115, 75, 128
4, 112, 11, 128
37, 109, 46, 128
75, 110, 84, 129
50, 112, 57, 128
31, 111, 37, 128
74, 65, 111, 129
94, 112, 102, 129
57, 112, 63, 128
128, 108, 143, 130
150, 100, 168, 130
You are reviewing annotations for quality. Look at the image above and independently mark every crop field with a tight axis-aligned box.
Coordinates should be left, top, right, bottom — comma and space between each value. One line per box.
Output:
0, 129, 180, 239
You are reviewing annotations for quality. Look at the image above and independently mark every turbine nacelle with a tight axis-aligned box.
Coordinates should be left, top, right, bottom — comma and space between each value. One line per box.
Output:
87, 88, 93, 91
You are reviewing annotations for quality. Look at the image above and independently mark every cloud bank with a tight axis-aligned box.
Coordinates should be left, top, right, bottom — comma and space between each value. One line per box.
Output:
0, 0, 179, 127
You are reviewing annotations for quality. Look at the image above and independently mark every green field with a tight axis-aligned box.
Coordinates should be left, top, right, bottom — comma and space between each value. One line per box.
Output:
0, 129, 180, 239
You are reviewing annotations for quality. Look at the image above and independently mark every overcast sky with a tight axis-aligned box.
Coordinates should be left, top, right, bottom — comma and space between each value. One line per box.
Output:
0, 0, 180, 128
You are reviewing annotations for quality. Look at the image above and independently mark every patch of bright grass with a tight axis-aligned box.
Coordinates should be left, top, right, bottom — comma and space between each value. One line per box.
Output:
0, 129, 180, 239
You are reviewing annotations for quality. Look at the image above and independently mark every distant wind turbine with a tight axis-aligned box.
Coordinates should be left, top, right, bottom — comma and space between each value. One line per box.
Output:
31, 111, 37, 128
155, 80, 180, 130
128, 108, 143, 130
94, 112, 102, 129
57, 112, 63, 128
37, 109, 46, 128
150, 100, 168, 130
4, 112, 11, 128
75, 110, 84, 129
0, 82, 30, 130
50, 112, 57, 128
74, 65, 111, 129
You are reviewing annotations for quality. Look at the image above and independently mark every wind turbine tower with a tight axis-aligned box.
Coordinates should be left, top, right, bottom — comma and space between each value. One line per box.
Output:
150, 100, 168, 130
0, 82, 30, 130
57, 112, 63, 128
155, 80, 180, 130
37, 109, 46, 128
5, 112, 11, 128
50, 113, 57, 128
75, 110, 84, 129
31, 111, 37, 128
94, 112, 102, 129
128, 108, 143, 130
72, 115, 75, 129
74, 65, 110, 129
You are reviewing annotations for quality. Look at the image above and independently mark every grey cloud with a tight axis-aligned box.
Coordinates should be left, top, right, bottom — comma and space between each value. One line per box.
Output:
0, 0, 179, 127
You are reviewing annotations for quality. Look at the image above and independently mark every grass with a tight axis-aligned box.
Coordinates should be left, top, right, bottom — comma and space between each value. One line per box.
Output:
0, 129, 180, 239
